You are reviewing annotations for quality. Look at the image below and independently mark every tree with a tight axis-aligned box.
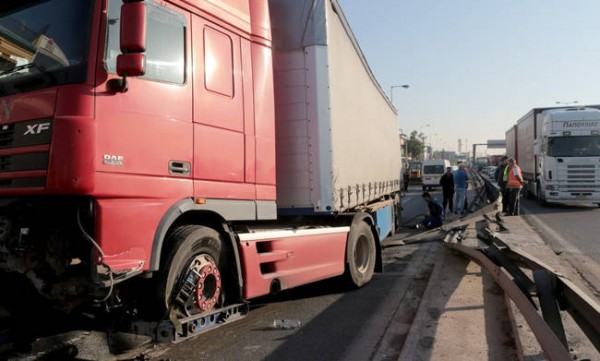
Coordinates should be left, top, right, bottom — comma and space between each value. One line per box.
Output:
406, 130, 426, 160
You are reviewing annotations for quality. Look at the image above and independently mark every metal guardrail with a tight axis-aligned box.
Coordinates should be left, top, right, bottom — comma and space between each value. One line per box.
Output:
440, 171, 600, 360
460, 173, 600, 360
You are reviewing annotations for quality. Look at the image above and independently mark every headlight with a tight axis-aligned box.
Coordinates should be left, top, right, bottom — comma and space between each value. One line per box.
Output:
545, 185, 557, 191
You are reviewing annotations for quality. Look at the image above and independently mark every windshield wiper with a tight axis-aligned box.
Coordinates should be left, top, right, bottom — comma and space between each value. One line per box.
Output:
0, 62, 44, 77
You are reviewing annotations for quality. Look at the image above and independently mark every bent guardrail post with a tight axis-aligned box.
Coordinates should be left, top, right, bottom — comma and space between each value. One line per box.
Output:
557, 275, 600, 351
533, 269, 569, 347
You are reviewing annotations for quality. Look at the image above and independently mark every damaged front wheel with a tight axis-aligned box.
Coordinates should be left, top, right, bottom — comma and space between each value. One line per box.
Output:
156, 226, 226, 319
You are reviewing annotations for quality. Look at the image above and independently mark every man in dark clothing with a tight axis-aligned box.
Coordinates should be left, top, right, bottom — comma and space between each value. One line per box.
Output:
439, 167, 454, 213
421, 192, 445, 229
403, 167, 410, 192
494, 156, 509, 212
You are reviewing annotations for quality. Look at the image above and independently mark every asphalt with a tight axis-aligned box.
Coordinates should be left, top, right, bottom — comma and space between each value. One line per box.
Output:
395, 217, 517, 361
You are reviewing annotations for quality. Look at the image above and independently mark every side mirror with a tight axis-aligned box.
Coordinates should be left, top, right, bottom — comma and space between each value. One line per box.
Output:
119, 1, 146, 53
116, 53, 145, 77
110, 1, 146, 92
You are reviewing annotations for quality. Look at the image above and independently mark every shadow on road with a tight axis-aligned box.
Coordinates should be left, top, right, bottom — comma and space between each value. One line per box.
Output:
262, 241, 443, 361
522, 198, 599, 215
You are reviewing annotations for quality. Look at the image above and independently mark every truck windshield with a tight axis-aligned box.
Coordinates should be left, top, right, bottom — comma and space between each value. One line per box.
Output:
547, 136, 600, 157
0, 0, 93, 95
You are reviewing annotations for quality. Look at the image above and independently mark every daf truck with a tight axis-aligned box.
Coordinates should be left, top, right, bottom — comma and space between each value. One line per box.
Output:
0, 0, 401, 342
506, 106, 600, 206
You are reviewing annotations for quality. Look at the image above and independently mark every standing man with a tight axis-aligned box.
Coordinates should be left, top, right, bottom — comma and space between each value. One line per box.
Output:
506, 158, 524, 215
403, 166, 410, 192
457, 161, 470, 210
453, 164, 470, 214
494, 156, 509, 212
420, 192, 445, 229
439, 166, 454, 213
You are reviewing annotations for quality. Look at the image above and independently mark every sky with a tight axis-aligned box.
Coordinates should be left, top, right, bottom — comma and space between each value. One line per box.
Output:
337, 0, 600, 153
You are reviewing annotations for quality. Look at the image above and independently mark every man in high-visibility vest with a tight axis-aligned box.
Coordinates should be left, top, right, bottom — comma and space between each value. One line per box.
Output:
506, 158, 524, 215
495, 156, 509, 212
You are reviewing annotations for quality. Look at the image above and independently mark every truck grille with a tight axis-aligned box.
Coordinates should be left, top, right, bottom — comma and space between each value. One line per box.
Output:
0, 152, 48, 172
562, 164, 600, 191
0, 177, 46, 188
0, 119, 52, 149
0, 119, 52, 189
0, 124, 14, 147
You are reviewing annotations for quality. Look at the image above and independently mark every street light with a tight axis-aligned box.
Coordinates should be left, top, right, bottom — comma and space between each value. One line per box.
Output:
390, 84, 410, 112
555, 100, 578, 106
390, 84, 410, 99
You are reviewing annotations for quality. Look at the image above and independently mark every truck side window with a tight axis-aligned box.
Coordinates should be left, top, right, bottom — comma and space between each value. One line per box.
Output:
105, 0, 186, 84
204, 27, 233, 97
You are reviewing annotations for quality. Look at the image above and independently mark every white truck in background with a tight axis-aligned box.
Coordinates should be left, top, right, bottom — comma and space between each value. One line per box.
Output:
506, 106, 600, 206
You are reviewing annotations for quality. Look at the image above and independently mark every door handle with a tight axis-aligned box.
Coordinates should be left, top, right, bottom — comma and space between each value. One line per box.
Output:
169, 160, 191, 176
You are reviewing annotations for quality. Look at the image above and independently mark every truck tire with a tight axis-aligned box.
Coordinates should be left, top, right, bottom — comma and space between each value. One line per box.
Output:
525, 183, 535, 200
391, 194, 402, 235
156, 225, 226, 319
344, 221, 376, 288
536, 182, 547, 206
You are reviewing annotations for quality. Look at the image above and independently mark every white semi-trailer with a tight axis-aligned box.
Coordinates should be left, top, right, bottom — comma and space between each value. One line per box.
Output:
270, 0, 402, 217
506, 106, 600, 206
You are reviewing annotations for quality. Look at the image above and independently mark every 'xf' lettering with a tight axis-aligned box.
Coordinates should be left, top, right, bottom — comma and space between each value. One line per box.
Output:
24, 123, 51, 135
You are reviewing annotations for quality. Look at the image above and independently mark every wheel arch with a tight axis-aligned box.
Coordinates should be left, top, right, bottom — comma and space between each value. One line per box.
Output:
149, 199, 244, 299
348, 212, 383, 273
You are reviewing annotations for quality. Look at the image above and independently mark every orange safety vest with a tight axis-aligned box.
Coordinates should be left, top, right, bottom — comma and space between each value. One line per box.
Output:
507, 164, 523, 188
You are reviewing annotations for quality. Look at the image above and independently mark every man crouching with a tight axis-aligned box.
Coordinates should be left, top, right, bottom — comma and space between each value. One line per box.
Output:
421, 191, 445, 229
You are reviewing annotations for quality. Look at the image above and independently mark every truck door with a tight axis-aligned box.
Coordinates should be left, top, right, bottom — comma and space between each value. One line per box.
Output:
97, 0, 193, 190
93, 0, 193, 265
191, 16, 256, 201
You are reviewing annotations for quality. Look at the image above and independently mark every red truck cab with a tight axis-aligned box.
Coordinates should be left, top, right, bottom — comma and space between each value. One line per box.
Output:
0, 0, 389, 343
0, 0, 277, 309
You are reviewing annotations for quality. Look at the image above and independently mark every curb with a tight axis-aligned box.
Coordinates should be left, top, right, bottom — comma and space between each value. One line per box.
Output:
396, 247, 449, 361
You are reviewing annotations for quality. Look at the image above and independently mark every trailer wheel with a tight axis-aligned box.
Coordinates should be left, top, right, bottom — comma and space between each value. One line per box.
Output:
345, 221, 376, 287
156, 225, 226, 319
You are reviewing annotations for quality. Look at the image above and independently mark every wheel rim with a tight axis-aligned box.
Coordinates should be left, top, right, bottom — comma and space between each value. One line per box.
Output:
354, 235, 370, 273
174, 254, 222, 317
195, 261, 221, 312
